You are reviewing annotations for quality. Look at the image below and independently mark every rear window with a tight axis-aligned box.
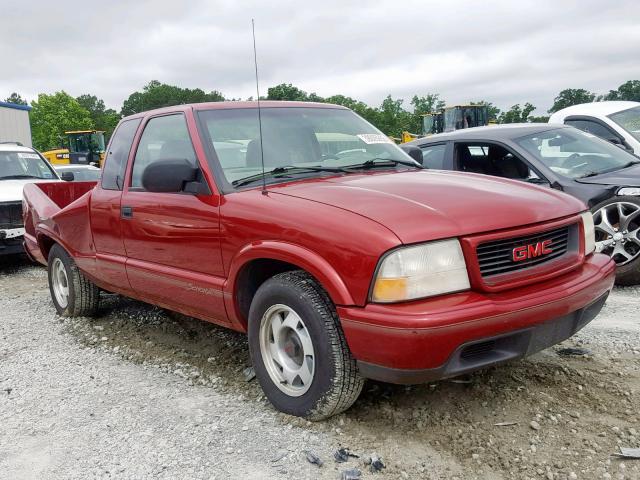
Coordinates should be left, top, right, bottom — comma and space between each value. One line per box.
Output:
608, 106, 640, 141
101, 119, 141, 190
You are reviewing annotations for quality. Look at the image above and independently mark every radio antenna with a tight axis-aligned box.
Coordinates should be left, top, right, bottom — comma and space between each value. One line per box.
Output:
251, 19, 267, 195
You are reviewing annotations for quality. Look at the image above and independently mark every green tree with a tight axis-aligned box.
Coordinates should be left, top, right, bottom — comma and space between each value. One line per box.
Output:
266, 83, 312, 101
76, 94, 121, 140
4, 92, 27, 105
324, 94, 380, 125
121, 80, 225, 116
548, 88, 596, 113
470, 100, 501, 122
376, 96, 415, 138
30, 92, 94, 151
498, 103, 536, 123
605, 80, 640, 102
529, 115, 550, 123
409, 94, 445, 133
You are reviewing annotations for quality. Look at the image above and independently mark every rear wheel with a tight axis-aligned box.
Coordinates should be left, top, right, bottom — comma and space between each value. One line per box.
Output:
248, 270, 364, 420
48, 244, 100, 317
592, 196, 640, 285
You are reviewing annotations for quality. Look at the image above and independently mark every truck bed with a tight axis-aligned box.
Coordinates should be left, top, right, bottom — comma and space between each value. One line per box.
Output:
22, 181, 97, 265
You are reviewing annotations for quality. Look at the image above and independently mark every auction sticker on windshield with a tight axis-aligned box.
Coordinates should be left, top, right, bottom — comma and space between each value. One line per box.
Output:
17, 153, 41, 159
357, 134, 394, 144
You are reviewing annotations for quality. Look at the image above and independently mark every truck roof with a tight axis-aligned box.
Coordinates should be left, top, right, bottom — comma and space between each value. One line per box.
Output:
121, 101, 349, 121
0, 142, 35, 153
406, 123, 569, 144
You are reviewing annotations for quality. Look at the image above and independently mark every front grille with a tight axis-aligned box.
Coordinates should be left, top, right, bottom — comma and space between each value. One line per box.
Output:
0, 201, 23, 229
477, 225, 570, 277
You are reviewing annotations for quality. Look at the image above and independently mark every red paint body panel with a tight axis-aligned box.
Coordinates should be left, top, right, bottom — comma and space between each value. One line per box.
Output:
21, 102, 616, 380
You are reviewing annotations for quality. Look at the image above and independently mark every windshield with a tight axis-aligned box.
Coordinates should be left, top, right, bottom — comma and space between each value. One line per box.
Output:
0, 151, 58, 180
609, 106, 640, 141
515, 127, 638, 179
69, 132, 105, 153
197, 107, 415, 187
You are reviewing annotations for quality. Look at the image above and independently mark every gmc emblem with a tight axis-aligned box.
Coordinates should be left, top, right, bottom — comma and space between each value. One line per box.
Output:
512, 239, 553, 262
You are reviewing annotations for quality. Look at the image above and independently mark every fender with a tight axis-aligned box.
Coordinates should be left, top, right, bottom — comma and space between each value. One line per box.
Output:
224, 240, 355, 330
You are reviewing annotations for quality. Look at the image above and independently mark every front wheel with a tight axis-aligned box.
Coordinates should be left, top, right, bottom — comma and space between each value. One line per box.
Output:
248, 271, 364, 420
592, 196, 640, 285
48, 244, 100, 317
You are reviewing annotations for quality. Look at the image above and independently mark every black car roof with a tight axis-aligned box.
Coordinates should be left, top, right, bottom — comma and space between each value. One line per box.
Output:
406, 123, 570, 144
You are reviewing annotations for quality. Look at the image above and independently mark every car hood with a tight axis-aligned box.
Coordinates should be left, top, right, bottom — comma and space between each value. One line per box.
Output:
575, 164, 640, 187
271, 170, 586, 244
0, 179, 60, 203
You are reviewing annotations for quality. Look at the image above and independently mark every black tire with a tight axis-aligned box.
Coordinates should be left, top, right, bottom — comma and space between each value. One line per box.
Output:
47, 244, 100, 317
591, 196, 640, 286
248, 270, 364, 420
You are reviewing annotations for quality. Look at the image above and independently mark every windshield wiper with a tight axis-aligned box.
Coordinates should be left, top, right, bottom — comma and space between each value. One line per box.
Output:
343, 158, 424, 170
619, 160, 640, 169
577, 171, 602, 179
232, 165, 347, 187
0, 174, 41, 180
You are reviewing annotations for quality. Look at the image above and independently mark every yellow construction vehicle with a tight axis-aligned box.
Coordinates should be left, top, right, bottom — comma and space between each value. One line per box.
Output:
42, 130, 106, 166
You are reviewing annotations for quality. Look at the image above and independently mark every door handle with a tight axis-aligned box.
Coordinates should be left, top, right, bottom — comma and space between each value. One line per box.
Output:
121, 206, 133, 219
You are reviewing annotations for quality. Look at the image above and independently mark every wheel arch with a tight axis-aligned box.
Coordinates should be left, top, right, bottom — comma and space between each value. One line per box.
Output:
225, 241, 355, 331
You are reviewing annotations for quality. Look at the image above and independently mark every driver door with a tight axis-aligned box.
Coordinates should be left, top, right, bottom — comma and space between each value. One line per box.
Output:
120, 113, 227, 324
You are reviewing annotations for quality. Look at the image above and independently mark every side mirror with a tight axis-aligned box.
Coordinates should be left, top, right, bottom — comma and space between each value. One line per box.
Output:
60, 171, 75, 182
142, 159, 199, 193
400, 145, 424, 165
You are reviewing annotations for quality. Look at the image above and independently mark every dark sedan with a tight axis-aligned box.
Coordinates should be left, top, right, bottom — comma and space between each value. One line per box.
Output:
406, 124, 640, 284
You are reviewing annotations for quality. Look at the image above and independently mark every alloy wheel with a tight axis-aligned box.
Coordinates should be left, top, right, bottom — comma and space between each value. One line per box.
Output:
593, 201, 640, 266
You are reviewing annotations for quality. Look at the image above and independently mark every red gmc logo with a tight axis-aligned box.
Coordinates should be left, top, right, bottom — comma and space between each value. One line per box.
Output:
512, 240, 553, 262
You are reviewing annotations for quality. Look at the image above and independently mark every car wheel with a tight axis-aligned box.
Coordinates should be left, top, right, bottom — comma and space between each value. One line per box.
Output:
48, 244, 100, 317
591, 195, 640, 285
248, 270, 364, 420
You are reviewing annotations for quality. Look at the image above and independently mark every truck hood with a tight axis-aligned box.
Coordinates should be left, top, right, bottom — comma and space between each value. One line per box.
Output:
575, 163, 640, 187
0, 179, 60, 203
271, 170, 586, 243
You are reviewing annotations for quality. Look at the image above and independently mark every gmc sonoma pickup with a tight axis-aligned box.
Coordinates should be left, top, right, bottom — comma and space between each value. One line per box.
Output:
23, 102, 615, 420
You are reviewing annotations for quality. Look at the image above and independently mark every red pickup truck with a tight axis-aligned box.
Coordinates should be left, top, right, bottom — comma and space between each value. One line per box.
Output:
23, 101, 615, 420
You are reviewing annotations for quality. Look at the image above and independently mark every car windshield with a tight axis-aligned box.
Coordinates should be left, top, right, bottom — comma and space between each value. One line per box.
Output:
0, 151, 57, 180
197, 107, 416, 187
608, 106, 640, 141
515, 127, 639, 179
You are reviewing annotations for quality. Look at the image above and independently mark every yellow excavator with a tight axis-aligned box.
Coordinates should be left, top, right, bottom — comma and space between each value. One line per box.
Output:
42, 130, 106, 166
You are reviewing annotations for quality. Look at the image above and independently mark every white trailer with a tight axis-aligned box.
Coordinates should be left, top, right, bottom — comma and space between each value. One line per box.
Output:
0, 101, 32, 147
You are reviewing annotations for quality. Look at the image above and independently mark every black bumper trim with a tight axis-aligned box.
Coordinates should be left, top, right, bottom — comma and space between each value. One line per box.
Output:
357, 292, 609, 385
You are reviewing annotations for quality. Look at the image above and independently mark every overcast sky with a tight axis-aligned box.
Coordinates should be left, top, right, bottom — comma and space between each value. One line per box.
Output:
2, 1, 639, 115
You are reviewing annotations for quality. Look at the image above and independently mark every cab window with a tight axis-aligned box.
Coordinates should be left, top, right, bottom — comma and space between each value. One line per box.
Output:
130, 114, 197, 190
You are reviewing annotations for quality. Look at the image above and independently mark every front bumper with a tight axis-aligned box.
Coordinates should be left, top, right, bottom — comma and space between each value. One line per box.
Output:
338, 253, 615, 384
0, 228, 25, 256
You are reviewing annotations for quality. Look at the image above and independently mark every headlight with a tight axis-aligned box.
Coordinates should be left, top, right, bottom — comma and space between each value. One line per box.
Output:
372, 239, 470, 303
580, 211, 596, 255
618, 187, 640, 196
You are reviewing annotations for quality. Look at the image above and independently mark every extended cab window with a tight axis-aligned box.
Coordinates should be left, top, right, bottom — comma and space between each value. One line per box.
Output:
102, 119, 141, 190
131, 114, 197, 190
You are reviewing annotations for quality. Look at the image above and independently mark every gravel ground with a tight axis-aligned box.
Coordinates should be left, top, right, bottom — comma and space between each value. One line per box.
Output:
1, 255, 639, 480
